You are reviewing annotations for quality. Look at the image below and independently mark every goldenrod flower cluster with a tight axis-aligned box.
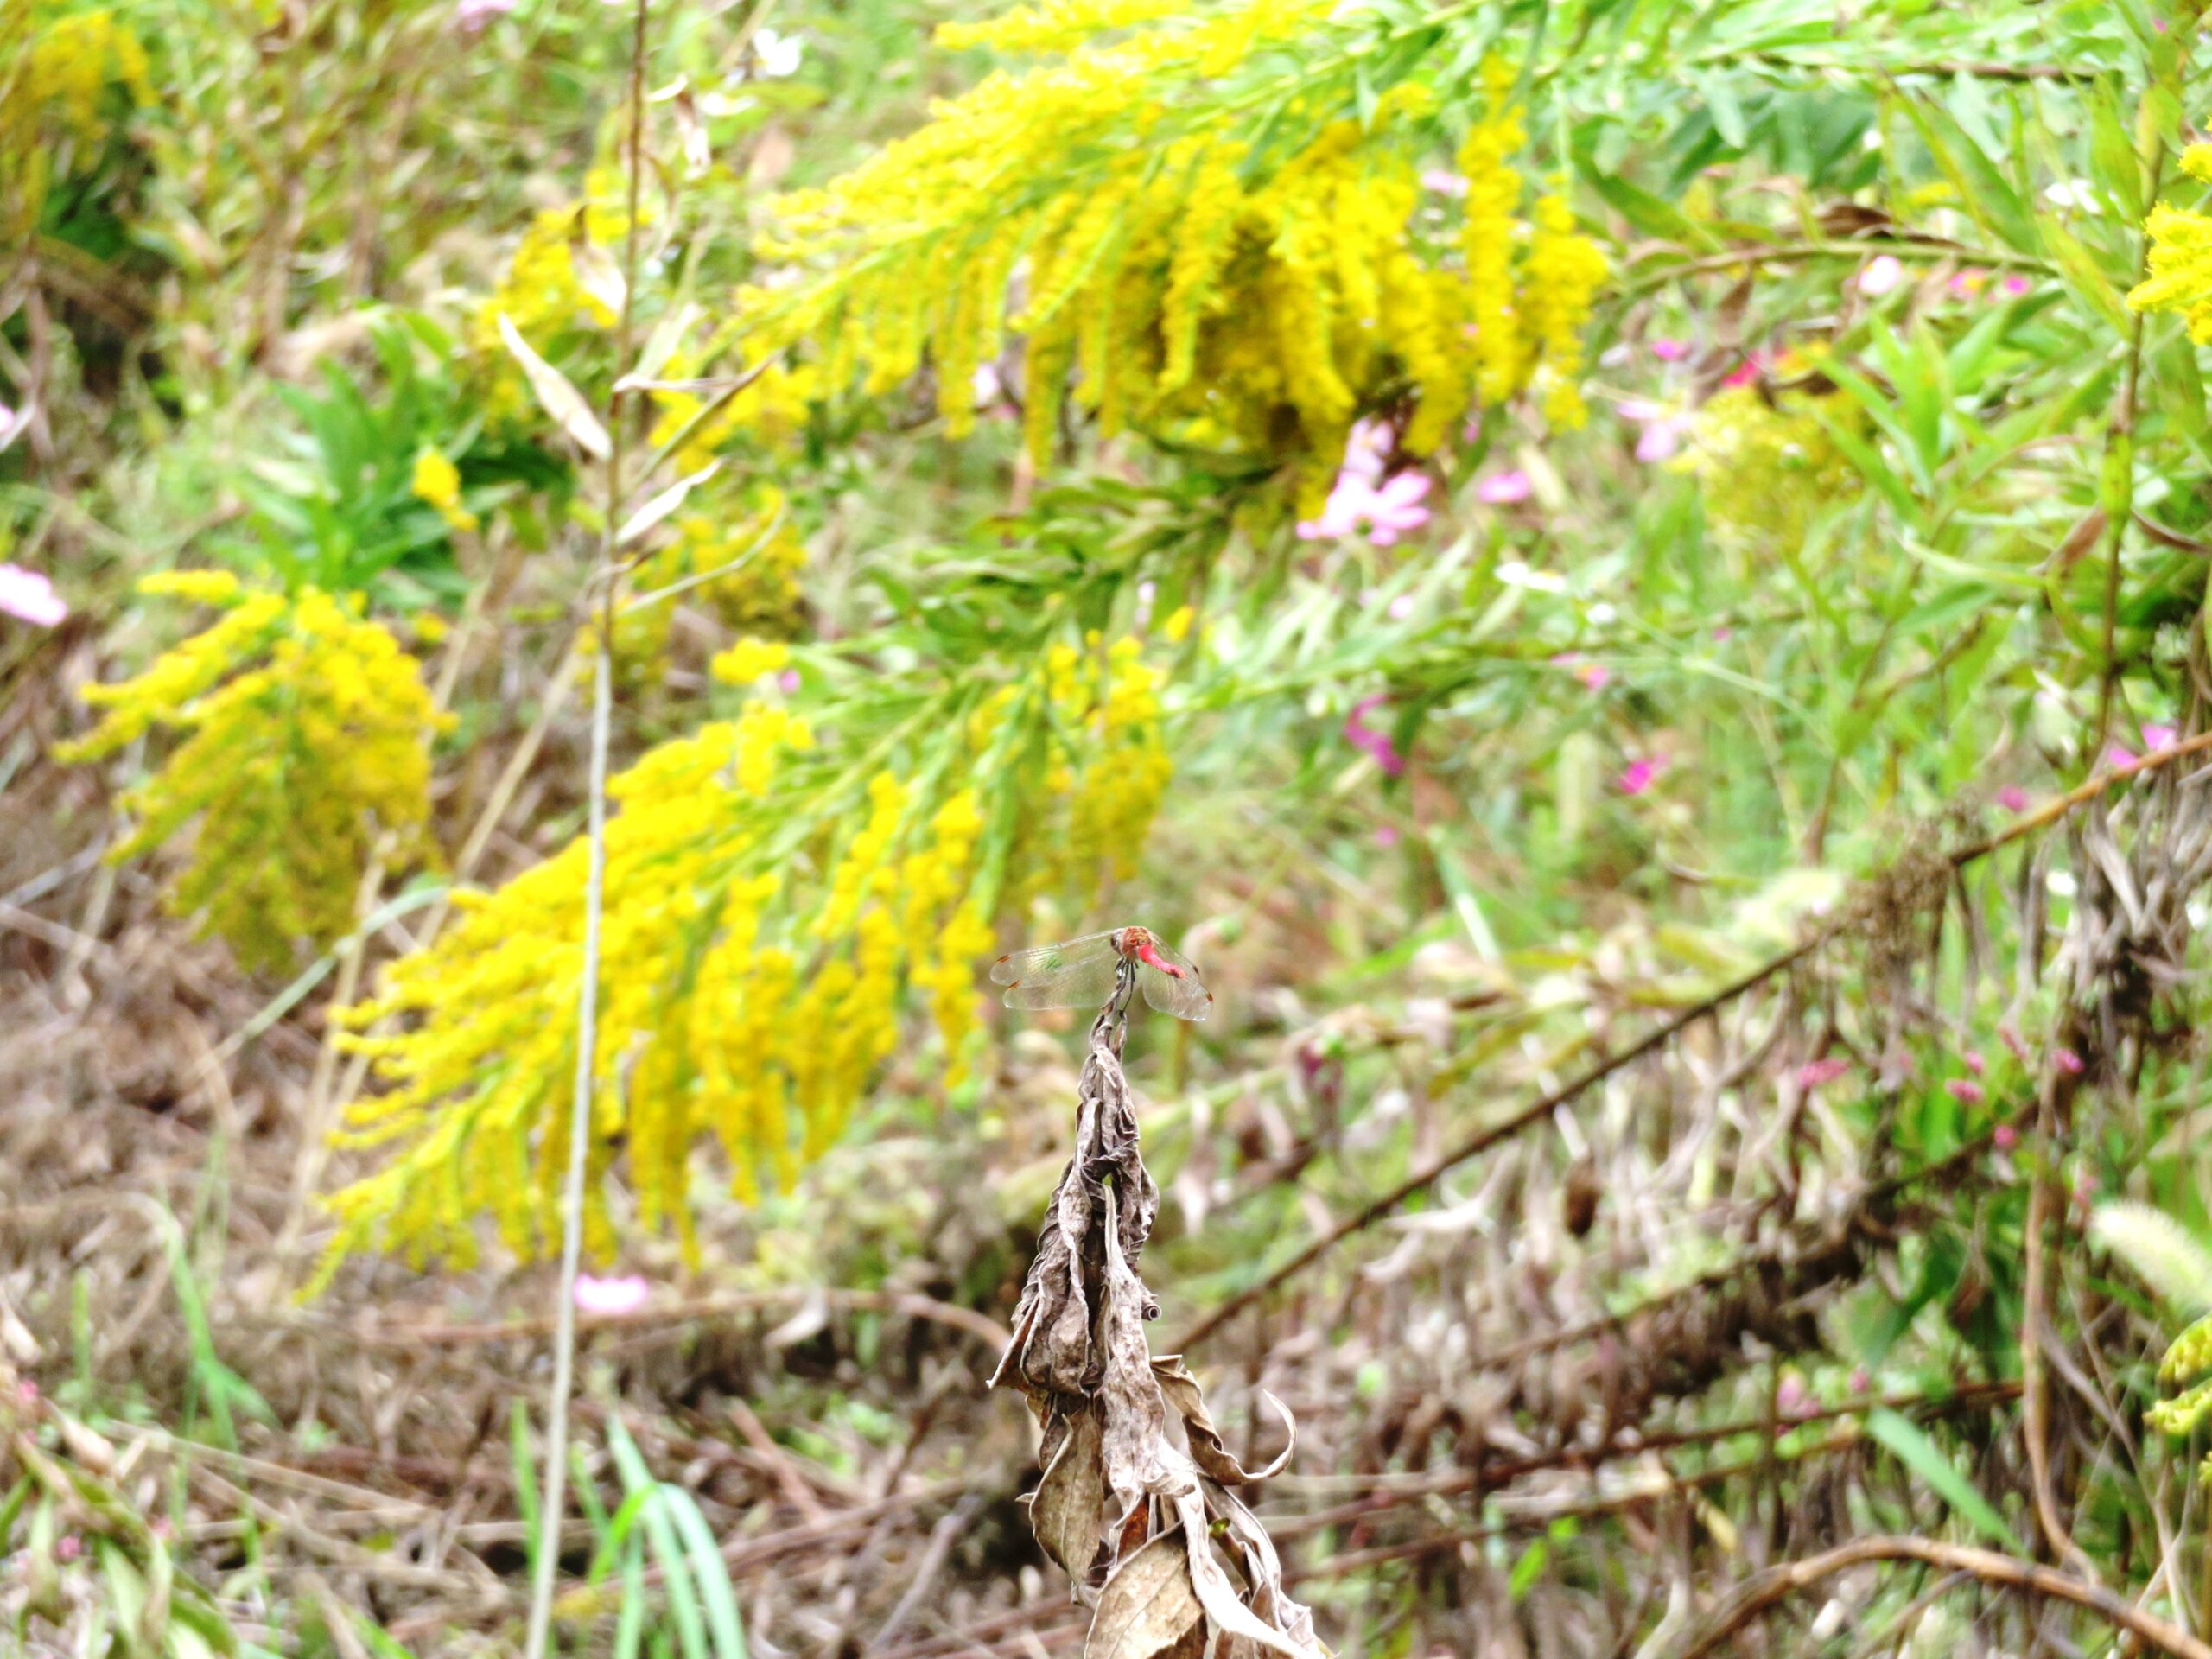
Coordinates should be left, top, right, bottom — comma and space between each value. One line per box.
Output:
326, 706, 1002, 1270
710, 637, 791, 685
1673, 382, 1863, 548
2128, 144, 2212, 341
741, 6, 1606, 503
990, 631, 1175, 904
1063, 636, 1173, 886
0, 6, 149, 238
409, 448, 478, 534
321, 624, 1185, 1273
60, 574, 448, 972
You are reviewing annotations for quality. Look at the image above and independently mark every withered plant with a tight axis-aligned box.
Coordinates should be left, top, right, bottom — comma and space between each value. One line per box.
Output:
993, 957, 1325, 1658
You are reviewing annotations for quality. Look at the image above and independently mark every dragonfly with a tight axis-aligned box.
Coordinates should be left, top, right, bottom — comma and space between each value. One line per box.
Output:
989, 925, 1214, 1021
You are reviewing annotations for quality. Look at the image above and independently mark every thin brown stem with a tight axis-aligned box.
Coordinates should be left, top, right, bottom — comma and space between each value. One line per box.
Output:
1674, 1536, 2212, 1659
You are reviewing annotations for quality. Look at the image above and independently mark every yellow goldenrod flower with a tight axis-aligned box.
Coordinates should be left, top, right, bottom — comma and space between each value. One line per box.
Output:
1673, 385, 1863, 549
318, 626, 1187, 1279
739, 16, 1607, 490
1522, 192, 1609, 429
2132, 201, 2212, 342
60, 581, 448, 972
410, 448, 479, 533
710, 637, 792, 685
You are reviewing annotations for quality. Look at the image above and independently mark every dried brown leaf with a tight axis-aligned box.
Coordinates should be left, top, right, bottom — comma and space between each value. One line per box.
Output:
1151, 1356, 1294, 1484
1088, 1530, 1202, 1659
1170, 1487, 1319, 1659
1033, 1403, 1107, 1580
1098, 1188, 1186, 1513
495, 313, 612, 461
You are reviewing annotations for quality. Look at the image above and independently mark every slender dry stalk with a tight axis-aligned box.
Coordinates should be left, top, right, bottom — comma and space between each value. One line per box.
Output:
1673, 1536, 2212, 1659
520, 1, 651, 1651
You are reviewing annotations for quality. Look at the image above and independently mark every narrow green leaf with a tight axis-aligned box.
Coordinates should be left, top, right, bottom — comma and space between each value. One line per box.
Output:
1898, 97, 2037, 254
661, 1488, 750, 1659
1866, 1408, 2026, 1551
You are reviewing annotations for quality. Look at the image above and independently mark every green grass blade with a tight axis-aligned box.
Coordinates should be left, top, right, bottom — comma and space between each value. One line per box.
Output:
1866, 1408, 2026, 1552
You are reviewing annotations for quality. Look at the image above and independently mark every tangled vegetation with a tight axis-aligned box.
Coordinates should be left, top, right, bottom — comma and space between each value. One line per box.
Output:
12, 0, 2212, 1653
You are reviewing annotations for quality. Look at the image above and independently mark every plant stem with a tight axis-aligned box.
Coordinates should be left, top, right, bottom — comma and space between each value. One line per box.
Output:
520, 647, 611, 1659
521, 1, 649, 1652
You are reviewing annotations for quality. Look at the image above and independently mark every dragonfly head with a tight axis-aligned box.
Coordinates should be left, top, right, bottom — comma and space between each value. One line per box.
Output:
1114, 925, 1151, 958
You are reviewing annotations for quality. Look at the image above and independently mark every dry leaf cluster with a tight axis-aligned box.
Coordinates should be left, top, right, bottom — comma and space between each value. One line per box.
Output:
993, 974, 1325, 1659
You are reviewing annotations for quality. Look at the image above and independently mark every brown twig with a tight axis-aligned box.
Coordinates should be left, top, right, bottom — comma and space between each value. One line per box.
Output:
321, 1285, 1008, 1351
1671, 1536, 2212, 1659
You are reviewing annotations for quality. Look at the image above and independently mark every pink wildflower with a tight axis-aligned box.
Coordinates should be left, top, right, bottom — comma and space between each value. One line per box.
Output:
55, 1535, 80, 1563
1421, 169, 1470, 198
2002, 275, 2031, 297
1963, 1049, 1985, 1075
1946, 1078, 1985, 1104
1993, 1123, 2018, 1151
1614, 397, 1691, 462
777, 668, 800, 694
1857, 254, 1906, 297
1649, 337, 1689, 361
1552, 653, 1609, 690
1344, 695, 1407, 779
1724, 351, 1772, 387
1617, 755, 1665, 795
1372, 825, 1402, 849
2054, 1047, 2085, 1076
1797, 1058, 1851, 1089
1848, 1366, 1872, 1395
573, 1274, 651, 1316
1388, 594, 1416, 621
2143, 721, 2178, 751
1341, 419, 1391, 485
1712, 626, 1733, 641
2107, 745, 2139, 769
1949, 270, 1986, 298
1996, 785, 2031, 813
0, 564, 66, 627
1475, 469, 1532, 505
1776, 1373, 1817, 1419
1296, 470, 1431, 547
454, 0, 515, 27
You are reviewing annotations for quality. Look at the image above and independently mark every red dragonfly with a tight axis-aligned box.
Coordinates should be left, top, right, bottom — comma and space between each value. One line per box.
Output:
990, 925, 1214, 1021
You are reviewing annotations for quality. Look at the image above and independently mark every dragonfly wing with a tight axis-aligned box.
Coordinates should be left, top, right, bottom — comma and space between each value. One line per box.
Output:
1002, 952, 1122, 1010
1139, 944, 1214, 1022
988, 931, 1117, 988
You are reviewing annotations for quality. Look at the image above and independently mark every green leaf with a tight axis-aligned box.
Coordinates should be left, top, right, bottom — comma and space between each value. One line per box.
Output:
1586, 168, 1710, 246
1866, 1408, 2026, 1551
2086, 79, 2143, 221
2037, 212, 2131, 333
607, 1414, 711, 1659
1508, 1538, 1548, 1601
1897, 96, 2037, 254
660, 1488, 749, 1659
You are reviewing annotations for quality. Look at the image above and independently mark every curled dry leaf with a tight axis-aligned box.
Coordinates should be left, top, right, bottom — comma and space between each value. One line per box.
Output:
990, 969, 1328, 1657
1089, 1530, 1203, 1659
616, 461, 721, 547
1152, 1355, 1294, 1484
495, 312, 613, 461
